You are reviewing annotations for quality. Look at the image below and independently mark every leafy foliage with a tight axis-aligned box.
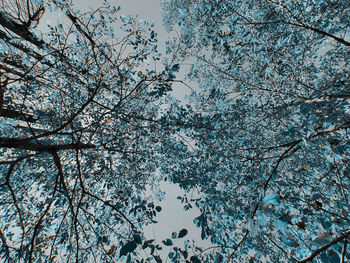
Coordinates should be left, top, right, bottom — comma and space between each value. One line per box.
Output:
161, 0, 350, 262
2, 0, 350, 262
0, 0, 177, 262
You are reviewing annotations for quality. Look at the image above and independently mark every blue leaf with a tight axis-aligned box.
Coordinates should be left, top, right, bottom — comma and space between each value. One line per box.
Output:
162, 239, 173, 246
171, 232, 177, 239
120, 241, 137, 257
178, 229, 188, 238
190, 255, 201, 263
171, 64, 180, 72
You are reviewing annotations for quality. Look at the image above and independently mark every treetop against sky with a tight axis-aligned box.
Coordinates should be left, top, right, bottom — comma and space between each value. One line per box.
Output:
1, 0, 350, 262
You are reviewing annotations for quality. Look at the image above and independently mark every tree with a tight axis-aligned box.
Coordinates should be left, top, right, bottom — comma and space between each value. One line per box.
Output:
0, 0, 178, 262
161, 0, 350, 262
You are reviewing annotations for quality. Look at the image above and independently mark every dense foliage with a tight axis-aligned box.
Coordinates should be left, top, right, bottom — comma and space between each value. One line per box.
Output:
161, 0, 350, 262
0, 0, 180, 262
1, 0, 350, 262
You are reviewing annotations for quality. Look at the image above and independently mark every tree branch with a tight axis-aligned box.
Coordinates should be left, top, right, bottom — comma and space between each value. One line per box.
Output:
298, 230, 350, 262
227, 230, 249, 262
0, 138, 95, 152
85, 191, 136, 230
0, 10, 44, 47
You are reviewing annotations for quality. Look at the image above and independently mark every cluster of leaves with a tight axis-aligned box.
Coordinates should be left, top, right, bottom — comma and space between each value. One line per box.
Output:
161, 0, 350, 262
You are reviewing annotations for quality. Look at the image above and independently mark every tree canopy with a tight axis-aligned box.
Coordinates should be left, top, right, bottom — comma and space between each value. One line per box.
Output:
1, 0, 350, 262
160, 0, 350, 262
0, 0, 179, 261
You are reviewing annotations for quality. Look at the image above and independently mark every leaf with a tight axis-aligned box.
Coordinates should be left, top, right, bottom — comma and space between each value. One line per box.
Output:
201, 229, 206, 240
142, 239, 154, 249
101, 236, 108, 244
153, 255, 162, 263
171, 232, 177, 239
214, 253, 223, 263
178, 229, 188, 238
149, 91, 158, 96
120, 241, 137, 257
149, 244, 155, 254
182, 249, 188, 259
171, 64, 180, 72
190, 255, 201, 263
184, 240, 189, 249
133, 233, 142, 245
162, 239, 173, 246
